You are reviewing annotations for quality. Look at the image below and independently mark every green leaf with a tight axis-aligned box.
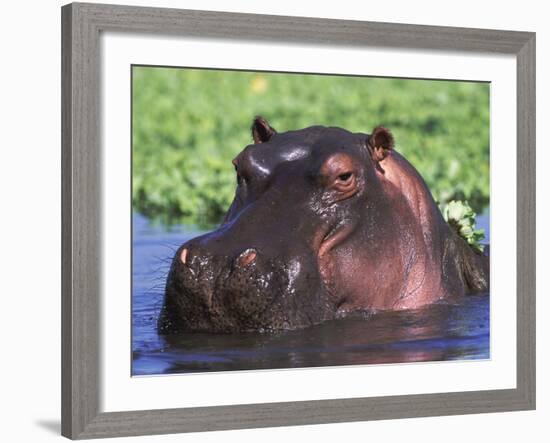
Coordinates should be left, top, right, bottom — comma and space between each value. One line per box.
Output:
442, 200, 486, 252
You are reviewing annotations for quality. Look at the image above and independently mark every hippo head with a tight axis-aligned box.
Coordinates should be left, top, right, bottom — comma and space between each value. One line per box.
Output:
159, 117, 395, 333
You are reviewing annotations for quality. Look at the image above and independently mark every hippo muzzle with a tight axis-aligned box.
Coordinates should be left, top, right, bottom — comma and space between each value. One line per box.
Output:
159, 227, 332, 333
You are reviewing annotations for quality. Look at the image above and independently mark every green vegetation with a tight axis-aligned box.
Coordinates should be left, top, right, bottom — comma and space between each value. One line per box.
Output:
132, 67, 489, 228
442, 200, 486, 252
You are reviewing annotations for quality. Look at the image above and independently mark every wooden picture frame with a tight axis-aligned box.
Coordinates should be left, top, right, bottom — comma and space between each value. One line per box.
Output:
61, 2, 535, 439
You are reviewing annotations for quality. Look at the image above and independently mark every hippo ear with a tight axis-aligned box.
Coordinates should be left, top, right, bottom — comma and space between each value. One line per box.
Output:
367, 126, 394, 162
251, 116, 277, 143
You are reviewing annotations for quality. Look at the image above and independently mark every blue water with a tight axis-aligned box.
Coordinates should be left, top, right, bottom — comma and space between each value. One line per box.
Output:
132, 213, 490, 375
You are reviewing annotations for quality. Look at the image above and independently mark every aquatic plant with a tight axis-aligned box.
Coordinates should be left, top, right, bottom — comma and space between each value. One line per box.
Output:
442, 200, 485, 252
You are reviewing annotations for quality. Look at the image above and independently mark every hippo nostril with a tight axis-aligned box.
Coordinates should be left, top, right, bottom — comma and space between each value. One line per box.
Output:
236, 248, 257, 267
180, 248, 189, 265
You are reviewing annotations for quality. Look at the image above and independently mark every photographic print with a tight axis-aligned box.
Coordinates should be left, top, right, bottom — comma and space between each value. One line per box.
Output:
131, 66, 490, 376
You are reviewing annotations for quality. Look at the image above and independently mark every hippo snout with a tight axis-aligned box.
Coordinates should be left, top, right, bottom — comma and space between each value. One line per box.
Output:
160, 240, 283, 333
158, 235, 331, 333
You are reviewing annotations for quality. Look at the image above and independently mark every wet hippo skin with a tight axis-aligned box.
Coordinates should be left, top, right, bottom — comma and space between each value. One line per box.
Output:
158, 117, 489, 333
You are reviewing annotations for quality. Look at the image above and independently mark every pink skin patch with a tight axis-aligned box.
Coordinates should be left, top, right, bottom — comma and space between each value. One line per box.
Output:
237, 249, 257, 267
180, 248, 188, 265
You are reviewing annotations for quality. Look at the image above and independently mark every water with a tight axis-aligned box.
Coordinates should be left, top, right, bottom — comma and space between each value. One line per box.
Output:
132, 213, 490, 376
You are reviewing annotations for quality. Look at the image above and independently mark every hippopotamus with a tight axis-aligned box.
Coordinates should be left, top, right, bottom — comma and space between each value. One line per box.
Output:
158, 117, 489, 334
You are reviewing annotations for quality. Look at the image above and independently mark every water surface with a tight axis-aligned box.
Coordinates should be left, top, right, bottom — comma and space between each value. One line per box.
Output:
132, 213, 490, 375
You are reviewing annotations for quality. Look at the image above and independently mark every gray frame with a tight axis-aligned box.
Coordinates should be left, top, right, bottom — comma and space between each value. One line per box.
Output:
61, 2, 536, 439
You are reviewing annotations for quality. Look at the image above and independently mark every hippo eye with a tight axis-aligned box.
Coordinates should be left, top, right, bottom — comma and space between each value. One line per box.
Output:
320, 153, 358, 194
337, 172, 353, 182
